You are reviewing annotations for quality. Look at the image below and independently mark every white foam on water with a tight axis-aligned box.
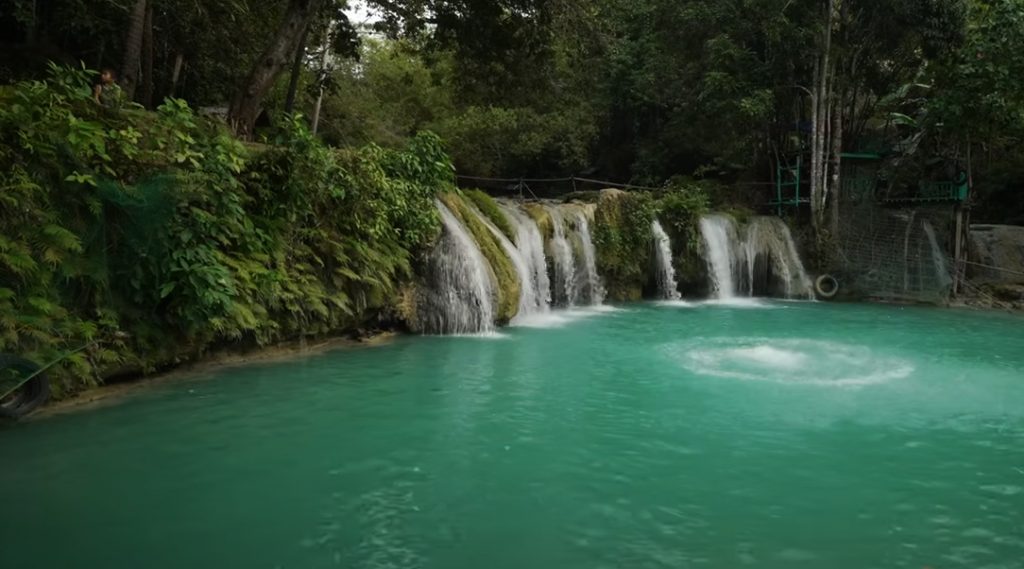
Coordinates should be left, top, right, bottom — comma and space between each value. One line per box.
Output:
698, 298, 781, 309
510, 305, 625, 329
510, 313, 576, 329
727, 345, 808, 370
667, 337, 915, 388
447, 331, 511, 340
654, 300, 697, 308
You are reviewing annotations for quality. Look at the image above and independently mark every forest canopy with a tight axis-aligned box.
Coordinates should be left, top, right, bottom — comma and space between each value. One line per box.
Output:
1, 0, 1023, 222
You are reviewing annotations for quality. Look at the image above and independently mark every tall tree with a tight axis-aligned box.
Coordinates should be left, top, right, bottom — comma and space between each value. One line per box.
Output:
228, 0, 326, 136
120, 0, 147, 100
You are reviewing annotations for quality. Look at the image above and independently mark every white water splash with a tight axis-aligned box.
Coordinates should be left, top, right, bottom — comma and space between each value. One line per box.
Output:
699, 215, 739, 299
668, 337, 914, 387
467, 203, 541, 323
418, 201, 496, 334
922, 220, 953, 291
500, 203, 552, 319
547, 206, 578, 307
743, 217, 815, 299
574, 211, 606, 305
651, 220, 681, 300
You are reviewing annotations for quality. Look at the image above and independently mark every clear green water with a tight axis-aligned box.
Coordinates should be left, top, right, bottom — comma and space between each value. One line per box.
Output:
2, 301, 1023, 569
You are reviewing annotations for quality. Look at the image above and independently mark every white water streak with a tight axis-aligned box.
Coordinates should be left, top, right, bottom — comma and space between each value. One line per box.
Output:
651, 220, 681, 300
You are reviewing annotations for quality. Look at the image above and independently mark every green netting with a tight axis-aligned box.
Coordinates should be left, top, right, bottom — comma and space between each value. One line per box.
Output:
80, 175, 179, 292
835, 197, 955, 304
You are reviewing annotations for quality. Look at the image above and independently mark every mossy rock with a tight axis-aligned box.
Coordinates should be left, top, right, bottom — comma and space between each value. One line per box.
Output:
593, 190, 655, 301
438, 192, 521, 323
522, 202, 554, 241
463, 189, 515, 241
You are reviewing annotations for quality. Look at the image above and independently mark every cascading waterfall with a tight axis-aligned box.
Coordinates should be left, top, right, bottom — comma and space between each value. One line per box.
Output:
922, 220, 953, 290
547, 206, 578, 306
500, 204, 552, 316
418, 201, 496, 334
468, 204, 544, 321
651, 220, 681, 300
699, 215, 739, 299
743, 217, 815, 299
573, 210, 606, 305
700, 214, 814, 300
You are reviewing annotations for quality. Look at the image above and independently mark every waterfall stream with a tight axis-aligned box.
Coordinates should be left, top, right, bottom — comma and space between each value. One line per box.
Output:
468, 204, 545, 321
500, 204, 552, 317
547, 206, 578, 307
922, 220, 953, 290
574, 211, 606, 305
699, 214, 813, 299
699, 215, 739, 299
418, 201, 496, 334
651, 220, 681, 300
743, 217, 815, 299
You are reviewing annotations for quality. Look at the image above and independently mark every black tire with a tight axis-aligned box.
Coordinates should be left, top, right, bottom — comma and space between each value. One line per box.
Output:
0, 355, 50, 419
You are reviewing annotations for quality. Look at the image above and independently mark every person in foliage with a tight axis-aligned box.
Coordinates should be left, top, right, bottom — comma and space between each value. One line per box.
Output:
92, 69, 122, 109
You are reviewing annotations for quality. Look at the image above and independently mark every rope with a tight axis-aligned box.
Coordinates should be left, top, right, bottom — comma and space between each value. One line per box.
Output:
455, 174, 662, 192
962, 259, 1024, 278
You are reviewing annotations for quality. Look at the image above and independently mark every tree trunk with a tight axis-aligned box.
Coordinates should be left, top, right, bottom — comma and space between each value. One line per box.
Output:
120, 0, 148, 101
170, 53, 185, 96
810, 0, 835, 236
311, 24, 332, 135
228, 0, 325, 137
140, 3, 155, 108
284, 25, 310, 115
828, 79, 843, 236
810, 56, 821, 228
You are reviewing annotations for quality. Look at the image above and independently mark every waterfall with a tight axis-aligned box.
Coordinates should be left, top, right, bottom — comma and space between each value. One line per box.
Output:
743, 217, 815, 299
500, 204, 552, 316
700, 214, 813, 300
922, 220, 953, 290
573, 210, 606, 305
699, 215, 739, 299
651, 220, 681, 300
547, 206, 578, 307
467, 204, 544, 322
418, 201, 496, 334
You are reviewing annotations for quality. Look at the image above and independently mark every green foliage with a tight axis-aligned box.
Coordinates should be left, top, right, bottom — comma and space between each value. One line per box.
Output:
438, 192, 521, 322
0, 64, 449, 397
655, 181, 711, 294
592, 190, 656, 301
463, 189, 515, 241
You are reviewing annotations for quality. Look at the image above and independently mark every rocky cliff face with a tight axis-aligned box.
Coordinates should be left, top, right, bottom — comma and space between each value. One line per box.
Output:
966, 224, 1024, 309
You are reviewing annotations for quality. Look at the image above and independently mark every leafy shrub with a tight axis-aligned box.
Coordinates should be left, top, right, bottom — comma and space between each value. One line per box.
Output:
656, 181, 711, 295
0, 64, 450, 397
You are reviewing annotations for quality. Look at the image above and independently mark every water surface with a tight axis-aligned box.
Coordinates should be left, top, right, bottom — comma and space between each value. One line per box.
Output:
2, 302, 1023, 569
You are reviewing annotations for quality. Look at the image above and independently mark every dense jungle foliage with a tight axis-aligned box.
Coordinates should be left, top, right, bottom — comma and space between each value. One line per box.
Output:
0, 65, 447, 396
4, 0, 1024, 221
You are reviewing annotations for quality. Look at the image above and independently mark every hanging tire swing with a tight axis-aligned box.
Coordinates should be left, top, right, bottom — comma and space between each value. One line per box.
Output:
0, 355, 50, 419
814, 274, 839, 300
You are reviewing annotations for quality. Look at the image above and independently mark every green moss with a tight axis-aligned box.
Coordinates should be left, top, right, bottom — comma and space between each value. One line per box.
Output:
439, 192, 521, 323
522, 202, 554, 240
656, 185, 710, 297
592, 190, 656, 301
463, 189, 516, 241
720, 205, 755, 225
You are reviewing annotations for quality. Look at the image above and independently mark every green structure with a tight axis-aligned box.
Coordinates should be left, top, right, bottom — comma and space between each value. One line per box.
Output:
771, 150, 968, 216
